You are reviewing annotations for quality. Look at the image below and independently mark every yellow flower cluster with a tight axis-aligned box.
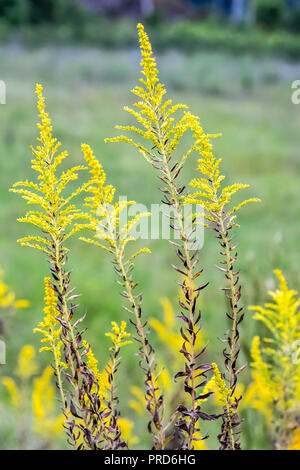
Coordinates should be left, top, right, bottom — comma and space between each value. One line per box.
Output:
105, 321, 132, 351
2, 345, 64, 441
82, 323, 131, 401
80, 143, 151, 262
150, 298, 181, 352
105, 24, 198, 174
211, 363, 232, 408
0, 267, 29, 310
81, 326, 134, 446
34, 278, 65, 369
81, 143, 115, 215
2, 345, 37, 401
197, 366, 244, 410
184, 117, 260, 227
243, 337, 276, 424
2, 377, 20, 407
33, 366, 64, 438
247, 270, 300, 448
82, 339, 109, 398
16, 344, 38, 380
10, 84, 90, 254
118, 418, 139, 447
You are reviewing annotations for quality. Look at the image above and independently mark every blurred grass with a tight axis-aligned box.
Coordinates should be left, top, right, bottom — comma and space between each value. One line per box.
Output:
0, 44, 300, 449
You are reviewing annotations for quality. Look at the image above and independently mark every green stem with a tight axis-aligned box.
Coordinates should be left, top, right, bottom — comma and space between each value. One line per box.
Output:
115, 249, 165, 450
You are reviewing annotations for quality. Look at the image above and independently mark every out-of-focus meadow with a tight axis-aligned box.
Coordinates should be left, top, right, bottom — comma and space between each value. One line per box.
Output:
1, 0, 300, 451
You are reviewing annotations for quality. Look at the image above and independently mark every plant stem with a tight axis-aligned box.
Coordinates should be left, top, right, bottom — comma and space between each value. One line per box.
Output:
115, 250, 165, 450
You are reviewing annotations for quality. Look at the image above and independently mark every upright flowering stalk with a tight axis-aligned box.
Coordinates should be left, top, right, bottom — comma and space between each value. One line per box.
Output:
105, 321, 132, 447
10, 85, 111, 450
80, 321, 132, 450
34, 278, 67, 414
78, 143, 168, 449
247, 270, 300, 449
105, 24, 218, 449
184, 121, 260, 449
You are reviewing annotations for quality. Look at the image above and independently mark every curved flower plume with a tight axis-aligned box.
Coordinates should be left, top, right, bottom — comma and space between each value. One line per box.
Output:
248, 270, 300, 449
105, 24, 214, 175
10, 85, 113, 450
105, 23, 218, 449
10, 84, 91, 253
184, 117, 260, 449
79, 143, 170, 450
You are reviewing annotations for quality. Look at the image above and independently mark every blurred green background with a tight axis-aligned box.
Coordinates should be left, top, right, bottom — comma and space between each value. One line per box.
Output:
0, 0, 300, 450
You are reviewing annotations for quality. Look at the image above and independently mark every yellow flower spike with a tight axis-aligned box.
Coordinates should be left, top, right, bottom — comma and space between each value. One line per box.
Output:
33, 366, 54, 419
105, 321, 132, 352
82, 339, 111, 401
150, 296, 204, 364
2, 377, 21, 407
16, 345, 38, 380
211, 363, 236, 450
81, 140, 159, 448
83, 340, 102, 387
118, 418, 139, 447
80, 143, 151, 262
105, 24, 194, 171
184, 113, 260, 219
248, 270, 300, 448
10, 84, 91, 253
129, 385, 147, 415
106, 23, 260, 450
33, 366, 64, 439
34, 278, 65, 367
211, 363, 231, 408
160, 297, 175, 329
34, 278, 67, 410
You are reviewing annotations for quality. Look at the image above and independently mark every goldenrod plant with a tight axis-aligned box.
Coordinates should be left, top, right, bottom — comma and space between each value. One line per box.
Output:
6, 22, 297, 452
105, 321, 132, 448
10, 85, 125, 450
106, 23, 219, 450
34, 278, 67, 418
80, 321, 132, 450
247, 270, 300, 449
78, 143, 168, 449
184, 116, 260, 448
